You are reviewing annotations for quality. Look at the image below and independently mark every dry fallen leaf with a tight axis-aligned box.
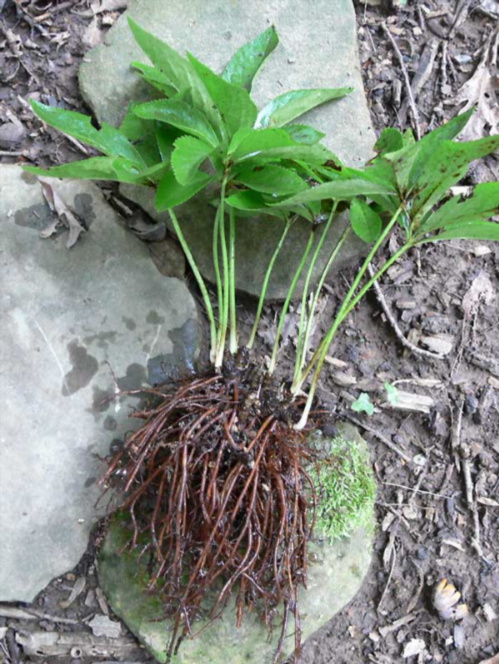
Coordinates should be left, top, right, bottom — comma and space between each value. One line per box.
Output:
83, 16, 102, 48
449, 30, 499, 140
39, 179, 86, 249
420, 333, 455, 356
433, 579, 469, 621
462, 270, 496, 319
479, 655, 499, 664
97, 0, 129, 10
403, 638, 426, 658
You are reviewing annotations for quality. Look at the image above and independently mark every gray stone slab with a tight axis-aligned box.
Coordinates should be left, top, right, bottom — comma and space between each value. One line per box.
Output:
0, 165, 199, 602
97, 423, 375, 664
79, 0, 376, 300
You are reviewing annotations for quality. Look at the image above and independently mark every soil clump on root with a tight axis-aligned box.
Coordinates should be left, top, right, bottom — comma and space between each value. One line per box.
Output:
101, 354, 322, 663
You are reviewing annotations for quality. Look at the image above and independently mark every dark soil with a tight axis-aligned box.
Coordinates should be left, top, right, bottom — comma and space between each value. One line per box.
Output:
1, 1, 498, 664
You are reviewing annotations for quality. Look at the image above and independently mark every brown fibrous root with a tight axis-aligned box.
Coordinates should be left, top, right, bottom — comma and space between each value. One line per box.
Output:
100, 357, 319, 663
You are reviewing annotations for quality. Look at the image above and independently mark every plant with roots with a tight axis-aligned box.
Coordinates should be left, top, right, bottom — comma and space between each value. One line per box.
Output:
26, 20, 499, 664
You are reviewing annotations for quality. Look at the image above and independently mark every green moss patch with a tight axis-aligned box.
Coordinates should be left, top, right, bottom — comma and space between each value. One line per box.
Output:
310, 432, 376, 543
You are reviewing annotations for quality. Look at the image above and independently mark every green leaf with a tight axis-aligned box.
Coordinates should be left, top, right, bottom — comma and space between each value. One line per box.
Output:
411, 134, 499, 220
155, 170, 211, 210
374, 128, 404, 156
112, 159, 167, 184
234, 164, 308, 195
384, 382, 399, 406
30, 100, 143, 164
351, 393, 374, 416
386, 109, 475, 194
127, 18, 220, 131
156, 125, 182, 162
171, 136, 213, 185
282, 124, 325, 145
276, 178, 396, 207
186, 53, 257, 136
133, 99, 219, 147
237, 143, 336, 166
23, 157, 123, 182
255, 87, 352, 128
417, 221, 499, 244
222, 26, 279, 91
349, 199, 382, 243
23, 156, 163, 184
419, 183, 499, 234
134, 134, 162, 167
131, 61, 177, 96
229, 127, 295, 159
225, 190, 285, 218
119, 103, 152, 141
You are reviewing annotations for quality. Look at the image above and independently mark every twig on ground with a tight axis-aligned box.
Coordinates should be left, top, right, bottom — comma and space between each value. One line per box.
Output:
345, 414, 413, 464
378, 532, 397, 611
367, 264, 444, 360
0, 605, 79, 625
447, 0, 473, 40
382, 22, 421, 139
461, 455, 485, 559
379, 612, 418, 638
451, 396, 464, 471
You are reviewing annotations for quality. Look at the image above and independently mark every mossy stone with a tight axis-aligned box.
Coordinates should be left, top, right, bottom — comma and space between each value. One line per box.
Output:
97, 423, 375, 663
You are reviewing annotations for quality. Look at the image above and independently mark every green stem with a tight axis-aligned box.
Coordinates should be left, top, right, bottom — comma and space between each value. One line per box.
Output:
294, 207, 406, 430
340, 243, 410, 319
291, 222, 351, 391
215, 179, 229, 368
246, 215, 294, 350
169, 209, 217, 363
293, 203, 338, 385
268, 227, 315, 376
213, 206, 223, 345
294, 206, 404, 396
228, 206, 237, 354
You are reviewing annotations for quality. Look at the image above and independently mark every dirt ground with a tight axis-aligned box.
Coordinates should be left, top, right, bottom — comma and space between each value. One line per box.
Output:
1, 1, 498, 663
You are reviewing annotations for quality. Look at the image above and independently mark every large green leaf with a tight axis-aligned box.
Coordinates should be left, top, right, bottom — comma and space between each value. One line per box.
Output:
349, 199, 382, 243
234, 164, 308, 195
24, 157, 122, 181
417, 221, 499, 243
112, 159, 167, 184
419, 183, 499, 234
236, 143, 336, 166
254, 87, 352, 128
131, 61, 177, 96
133, 99, 219, 147
186, 53, 257, 136
134, 134, 162, 167
155, 170, 211, 210
274, 178, 396, 206
30, 101, 143, 164
411, 134, 499, 220
119, 103, 152, 141
222, 26, 279, 91
282, 124, 325, 145
171, 136, 213, 185
386, 109, 475, 194
127, 18, 220, 132
23, 156, 162, 184
374, 128, 404, 156
228, 127, 295, 159
156, 125, 182, 162
225, 190, 285, 218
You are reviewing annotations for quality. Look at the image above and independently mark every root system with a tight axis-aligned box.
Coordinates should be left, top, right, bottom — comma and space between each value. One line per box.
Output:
101, 353, 320, 663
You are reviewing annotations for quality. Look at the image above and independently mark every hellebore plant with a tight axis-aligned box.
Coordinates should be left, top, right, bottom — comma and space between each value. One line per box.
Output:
26, 19, 499, 664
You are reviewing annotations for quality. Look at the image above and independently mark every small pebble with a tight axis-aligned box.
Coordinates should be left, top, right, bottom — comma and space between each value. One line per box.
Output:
416, 546, 427, 561
0, 121, 26, 148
